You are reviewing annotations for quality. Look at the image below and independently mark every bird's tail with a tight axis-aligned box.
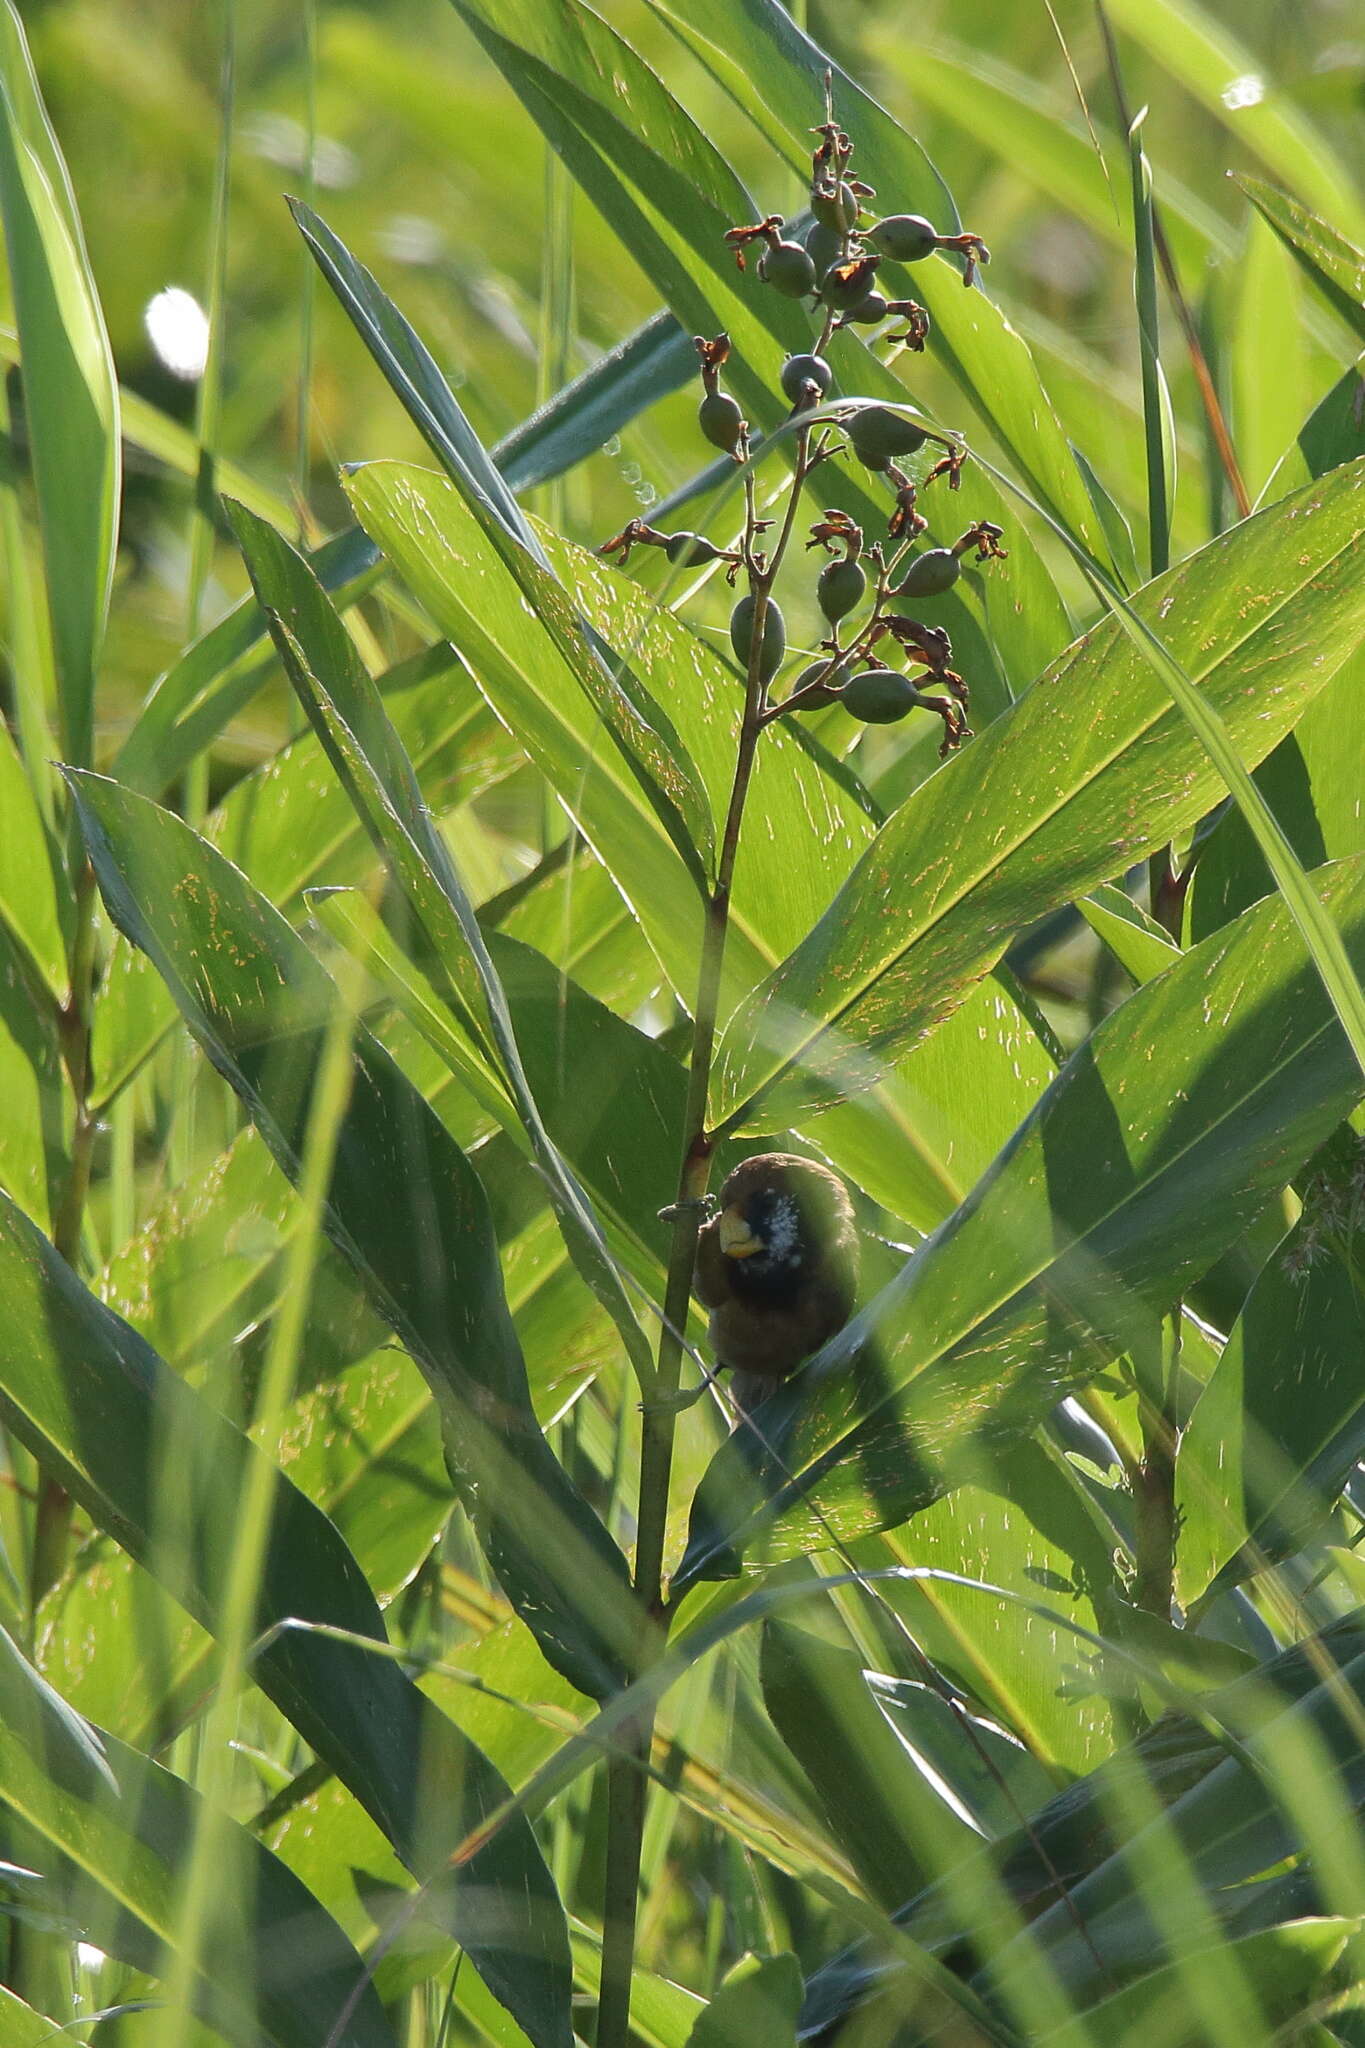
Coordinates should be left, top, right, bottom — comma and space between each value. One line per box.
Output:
727, 1369, 778, 1417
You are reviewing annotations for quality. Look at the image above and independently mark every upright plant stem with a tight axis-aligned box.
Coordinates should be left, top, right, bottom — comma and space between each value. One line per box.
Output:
1133, 1310, 1183, 1619
28, 860, 99, 1621
596, 425, 810, 2041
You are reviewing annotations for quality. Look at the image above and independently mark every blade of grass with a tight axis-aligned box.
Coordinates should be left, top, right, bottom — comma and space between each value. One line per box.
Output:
1129, 111, 1174, 578
1234, 172, 1365, 346
0, 0, 119, 770
159, 944, 363, 2047
1094, 3, 1251, 522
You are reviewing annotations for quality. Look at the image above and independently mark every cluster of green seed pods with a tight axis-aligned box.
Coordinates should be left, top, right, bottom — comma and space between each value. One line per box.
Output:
594, 100, 1007, 766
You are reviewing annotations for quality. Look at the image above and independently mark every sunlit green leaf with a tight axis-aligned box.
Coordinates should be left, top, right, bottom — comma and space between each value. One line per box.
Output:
714, 460, 1365, 1132
0, 1625, 396, 2048
678, 857, 1365, 1586
68, 770, 637, 1705
0, 1185, 574, 2048
0, 0, 118, 767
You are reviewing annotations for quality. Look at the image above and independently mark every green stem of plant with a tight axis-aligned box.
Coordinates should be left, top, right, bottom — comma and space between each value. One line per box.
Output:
28, 861, 100, 1624
1132, 1308, 1182, 1619
596, 430, 812, 2043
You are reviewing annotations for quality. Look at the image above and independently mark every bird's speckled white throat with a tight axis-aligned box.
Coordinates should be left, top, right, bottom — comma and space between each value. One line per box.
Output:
765, 1193, 802, 1266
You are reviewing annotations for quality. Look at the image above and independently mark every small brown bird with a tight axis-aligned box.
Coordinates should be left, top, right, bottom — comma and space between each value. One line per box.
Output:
694, 1153, 860, 1406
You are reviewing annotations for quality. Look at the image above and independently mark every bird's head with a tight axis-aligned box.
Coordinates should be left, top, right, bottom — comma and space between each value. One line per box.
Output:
713, 1153, 856, 1288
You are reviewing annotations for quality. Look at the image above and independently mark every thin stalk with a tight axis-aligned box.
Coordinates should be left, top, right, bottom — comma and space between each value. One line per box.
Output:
1132, 1310, 1182, 1619
1095, 3, 1251, 521
294, 0, 317, 533
184, 0, 236, 807
1128, 114, 1169, 580
28, 860, 100, 1622
596, 431, 814, 2048
158, 952, 360, 2045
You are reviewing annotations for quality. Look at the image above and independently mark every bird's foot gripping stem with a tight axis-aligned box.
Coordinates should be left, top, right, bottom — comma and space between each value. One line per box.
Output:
641, 1366, 721, 1417
657, 1193, 718, 1226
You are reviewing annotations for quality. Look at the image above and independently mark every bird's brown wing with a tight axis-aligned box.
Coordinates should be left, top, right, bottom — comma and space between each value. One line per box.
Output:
708, 1275, 851, 1379
694, 1217, 731, 1309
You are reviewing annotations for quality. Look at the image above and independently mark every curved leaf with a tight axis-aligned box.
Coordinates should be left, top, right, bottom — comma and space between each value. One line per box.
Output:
0, 1188, 573, 2048
67, 769, 638, 1704
0, 1626, 395, 2048
0, 0, 118, 767
677, 856, 1365, 1588
1176, 1209, 1365, 1607
294, 200, 715, 888
713, 459, 1365, 1132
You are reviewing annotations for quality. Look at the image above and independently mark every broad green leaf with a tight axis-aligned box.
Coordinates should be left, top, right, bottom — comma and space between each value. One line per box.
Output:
760, 1618, 976, 1910
0, 0, 118, 767
0, 717, 65, 1000
492, 310, 693, 494
40, 1334, 444, 1749
295, 202, 715, 887
676, 857, 1365, 1588
1187, 658, 1364, 947
0, 1987, 61, 2047
1175, 1219, 1365, 1606
491, 845, 660, 1014
1234, 175, 1365, 349
0, 924, 68, 1233
998, 1653, 1365, 2013
807, 1615, 1365, 2039
90, 642, 517, 1112
0, 1626, 395, 2048
712, 460, 1365, 1132
798, 975, 1057, 1232
228, 502, 656, 1382
1266, 358, 1365, 502
316, 890, 683, 1278
1099, 0, 1363, 241
68, 770, 637, 1703
97, 1129, 300, 1379
685, 1951, 801, 2048
1036, 1920, 1358, 2048
1079, 882, 1182, 986
875, 1451, 1123, 1775
1190, 383, 1365, 944
1231, 214, 1311, 505
345, 460, 752, 1003
113, 523, 383, 799
867, 1673, 1058, 1833
0, 1187, 573, 2048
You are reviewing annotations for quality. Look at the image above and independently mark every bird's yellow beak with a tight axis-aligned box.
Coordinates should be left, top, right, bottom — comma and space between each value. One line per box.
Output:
718, 1205, 764, 1259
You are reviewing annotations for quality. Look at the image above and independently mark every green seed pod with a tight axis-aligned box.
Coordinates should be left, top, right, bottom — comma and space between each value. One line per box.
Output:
844, 291, 889, 325
817, 556, 866, 625
760, 238, 817, 298
841, 668, 917, 724
893, 547, 961, 598
664, 531, 725, 567
791, 658, 851, 707
698, 390, 745, 454
729, 594, 787, 683
804, 220, 843, 283
780, 351, 833, 403
821, 258, 880, 312
869, 214, 939, 263
847, 405, 928, 465
811, 179, 860, 233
